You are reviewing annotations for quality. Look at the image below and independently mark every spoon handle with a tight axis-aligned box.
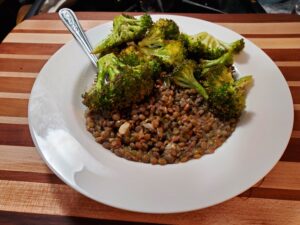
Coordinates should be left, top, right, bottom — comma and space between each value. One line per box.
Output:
58, 8, 98, 68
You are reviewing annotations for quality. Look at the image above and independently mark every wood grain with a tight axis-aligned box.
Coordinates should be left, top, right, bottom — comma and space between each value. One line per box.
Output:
0, 43, 62, 55
0, 58, 46, 73
0, 98, 28, 117
0, 211, 156, 225
0, 124, 33, 146
0, 77, 35, 93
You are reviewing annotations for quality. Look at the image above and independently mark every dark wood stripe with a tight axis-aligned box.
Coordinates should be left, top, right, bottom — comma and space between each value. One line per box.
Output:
0, 98, 28, 117
30, 12, 300, 23
280, 67, 300, 81
0, 43, 62, 55
240, 187, 300, 201
263, 49, 300, 61
290, 87, 300, 104
281, 138, 300, 162
0, 210, 157, 225
244, 34, 300, 38
0, 124, 33, 146
294, 110, 300, 130
0, 77, 35, 93
0, 170, 63, 184
0, 58, 46, 73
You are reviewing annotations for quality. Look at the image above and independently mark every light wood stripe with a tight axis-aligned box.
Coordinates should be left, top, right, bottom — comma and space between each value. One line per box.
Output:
0, 145, 50, 174
15, 20, 109, 31
0, 72, 37, 78
0, 180, 299, 225
0, 54, 50, 60
0, 116, 28, 124
4, 33, 73, 44
276, 61, 300, 67
288, 81, 300, 87
0, 92, 30, 99
4, 33, 300, 49
295, 104, 300, 110
250, 38, 300, 49
219, 22, 300, 34
14, 20, 300, 35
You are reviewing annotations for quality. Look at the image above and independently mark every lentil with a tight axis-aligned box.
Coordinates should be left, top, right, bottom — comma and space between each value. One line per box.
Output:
85, 79, 238, 165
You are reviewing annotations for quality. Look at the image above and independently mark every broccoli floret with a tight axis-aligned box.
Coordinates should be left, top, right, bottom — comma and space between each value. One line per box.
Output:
139, 40, 185, 67
180, 32, 244, 59
82, 53, 157, 112
119, 45, 161, 75
138, 19, 184, 67
172, 60, 208, 99
198, 54, 253, 119
208, 75, 253, 119
138, 18, 180, 47
198, 52, 234, 81
92, 14, 152, 55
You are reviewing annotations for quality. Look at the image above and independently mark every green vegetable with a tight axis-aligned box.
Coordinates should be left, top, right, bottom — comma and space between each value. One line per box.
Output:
138, 19, 185, 67
82, 53, 158, 112
199, 53, 253, 119
172, 60, 208, 99
180, 32, 244, 59
92, 14, 152, 55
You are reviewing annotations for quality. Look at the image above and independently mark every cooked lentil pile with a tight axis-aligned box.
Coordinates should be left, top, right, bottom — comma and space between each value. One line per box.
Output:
85, 79, 238, 165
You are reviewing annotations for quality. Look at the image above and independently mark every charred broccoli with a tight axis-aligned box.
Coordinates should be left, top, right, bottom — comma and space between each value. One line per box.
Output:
172, 60, 208, 99
138, 19, 184, 67
199, 53, 253, 119
92, 14, 152, 55
180, 32, 244, 59
82, 53, 158, 112
138, 18, 180, 47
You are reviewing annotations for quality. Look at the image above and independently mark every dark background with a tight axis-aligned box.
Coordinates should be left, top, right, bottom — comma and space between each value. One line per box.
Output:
0, 0, 266, 42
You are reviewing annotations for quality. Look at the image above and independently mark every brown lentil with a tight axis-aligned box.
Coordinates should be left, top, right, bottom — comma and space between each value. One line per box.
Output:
85, 79, 238, 165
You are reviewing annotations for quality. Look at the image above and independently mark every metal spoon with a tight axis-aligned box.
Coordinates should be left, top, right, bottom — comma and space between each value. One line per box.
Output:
58, 8, 98, 68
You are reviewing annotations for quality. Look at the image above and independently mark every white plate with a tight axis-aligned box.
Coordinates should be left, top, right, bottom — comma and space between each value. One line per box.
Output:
28, 15, 294, 213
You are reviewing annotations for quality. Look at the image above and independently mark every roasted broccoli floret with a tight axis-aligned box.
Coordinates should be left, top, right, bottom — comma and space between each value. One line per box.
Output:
138, 19, 184, 67
199, 54, 253, 119
92, 14, 152, 55
180, 32, 244, 59
197, 51, 234, 80
207, 75, 253, 119
119, 45, 162, 75
172, 60, 208, 99
139, 40, 185, 67
138, 18, 180, 47
82, 53, 157, 112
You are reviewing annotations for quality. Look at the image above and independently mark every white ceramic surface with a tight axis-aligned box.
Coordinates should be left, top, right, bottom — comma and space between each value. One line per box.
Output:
28, 15, 294, 213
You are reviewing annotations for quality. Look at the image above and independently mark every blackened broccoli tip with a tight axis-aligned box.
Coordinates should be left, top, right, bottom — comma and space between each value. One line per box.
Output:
92, 13, 153, 55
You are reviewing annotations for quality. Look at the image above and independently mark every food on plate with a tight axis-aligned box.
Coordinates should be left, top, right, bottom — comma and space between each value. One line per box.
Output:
83, 14, 253, 165
92, 14, 152, 56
